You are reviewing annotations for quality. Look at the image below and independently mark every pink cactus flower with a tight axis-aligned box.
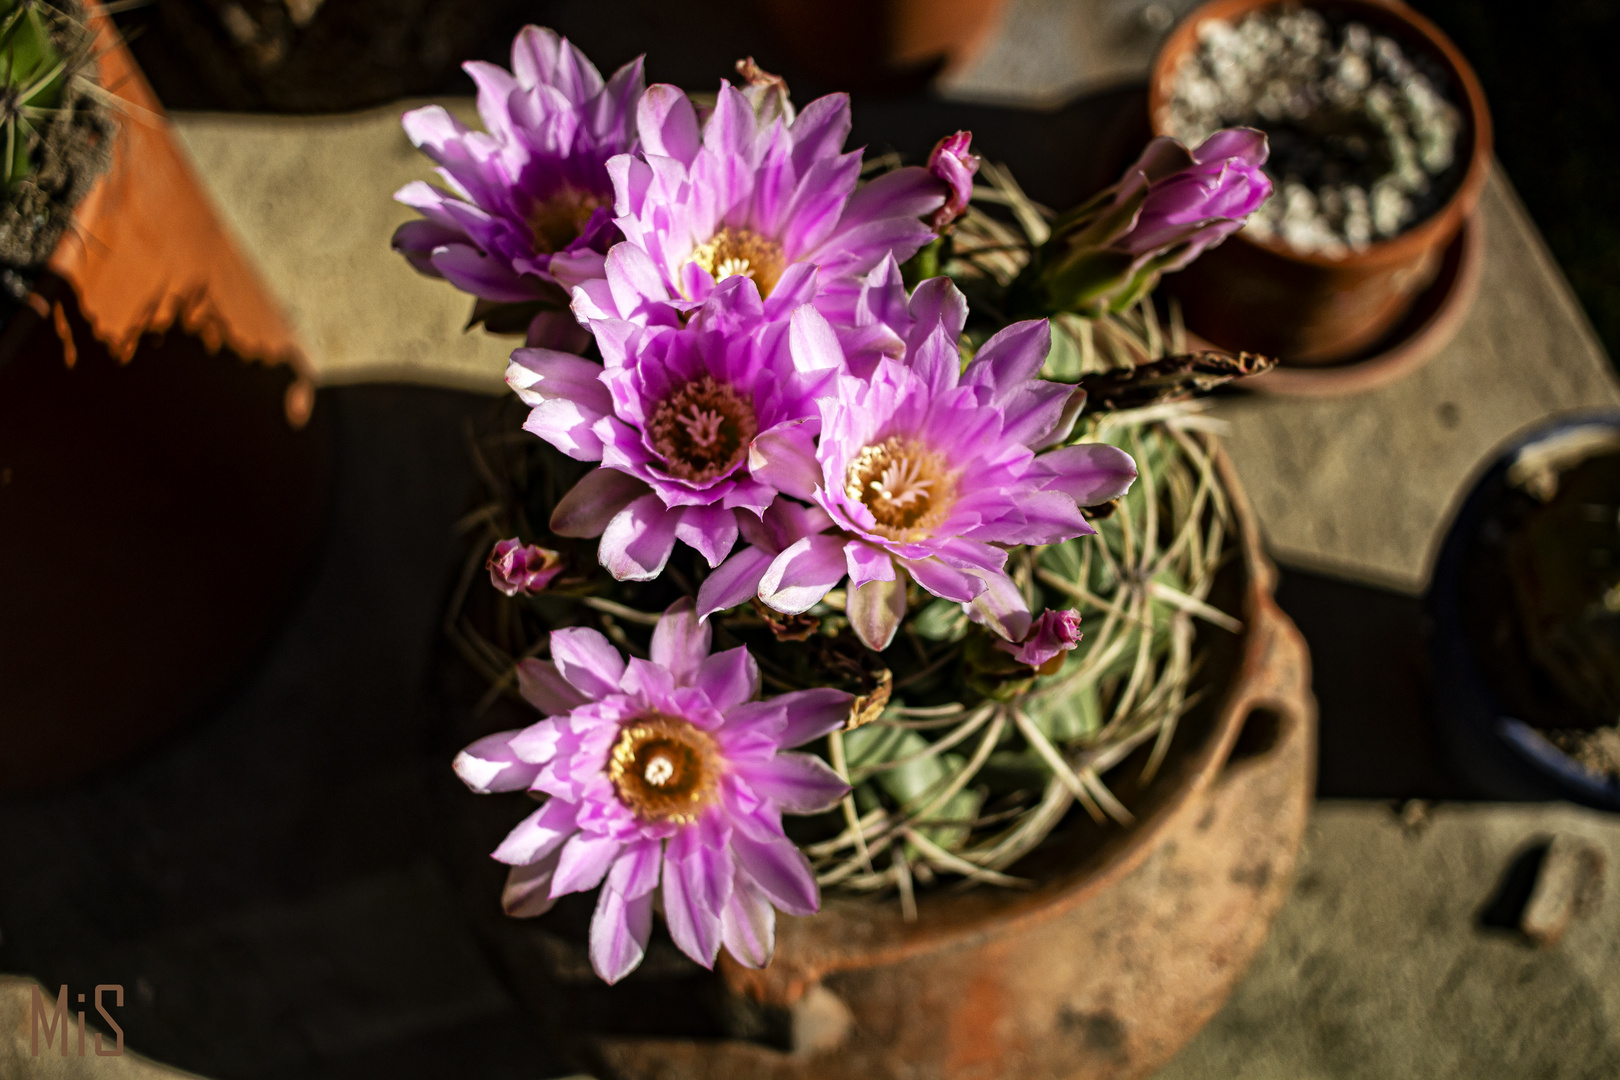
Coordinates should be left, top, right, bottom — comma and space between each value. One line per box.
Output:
453, 600, 853, 983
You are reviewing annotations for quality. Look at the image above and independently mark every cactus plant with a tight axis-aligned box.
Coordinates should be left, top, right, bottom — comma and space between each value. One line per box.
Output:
0, 0, 112, 302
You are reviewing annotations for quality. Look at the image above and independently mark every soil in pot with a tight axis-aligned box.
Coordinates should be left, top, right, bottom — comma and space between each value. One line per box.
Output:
0, 0, 114, 326
1149, 0, 1491, 366
1460, 429, 1620, 784
1164, 3, 1464, 258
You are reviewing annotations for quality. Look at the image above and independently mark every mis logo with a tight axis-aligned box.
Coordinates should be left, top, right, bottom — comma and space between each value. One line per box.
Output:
30, 984, 125, 1057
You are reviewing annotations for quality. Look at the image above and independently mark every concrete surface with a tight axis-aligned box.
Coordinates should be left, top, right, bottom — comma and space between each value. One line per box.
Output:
1213, 171, 1620, 593
940, 0, 1204, 106
1156, 801, 1620, 1079
171, 100, 515, 395
11, 799, 1618, 1079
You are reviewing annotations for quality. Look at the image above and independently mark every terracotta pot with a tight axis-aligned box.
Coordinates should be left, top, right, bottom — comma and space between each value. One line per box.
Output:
0, 10, 326, 795
466, 450, 1317, 1080
757, 0, 1010, 92
1148, 0, 1492, 364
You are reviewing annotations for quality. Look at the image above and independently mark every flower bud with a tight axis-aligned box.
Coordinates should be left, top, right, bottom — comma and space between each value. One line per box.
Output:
996, 608, 1082, 673
487, 537, 564, 596
926, 130, 979, 232
1027, 128, 1271, 316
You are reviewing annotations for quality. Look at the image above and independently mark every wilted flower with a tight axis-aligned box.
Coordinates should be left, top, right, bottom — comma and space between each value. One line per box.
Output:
453, 600, 852, 983
741, 289, 1139, 649
511, 275, 845, 580
997, 608, 1082, 672
487, 538, 565, 596
392, 27, 644, 348
1022, 128, 1271, 316
575, 81, 951, 328
926, 131, 979, 232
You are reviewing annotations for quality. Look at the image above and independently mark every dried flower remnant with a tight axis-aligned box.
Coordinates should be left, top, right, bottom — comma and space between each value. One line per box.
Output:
452, 600, 852, 983
1165, 6, 1462, 254
487, 538, 565, 596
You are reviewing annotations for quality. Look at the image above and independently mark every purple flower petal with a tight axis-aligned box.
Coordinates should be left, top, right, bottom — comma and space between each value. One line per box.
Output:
549, 626, 627, 698
846, 575, 908, 652
492, 797, 580, 865
551, 468, 650, 538
502, 847, 565, 917
1030, 443, 1139, 506
590, 883, 654, 984
552, 832, 624, 896
728, 828, 819, 917
696, 544, 776, 621
772, 687, 855, 746
965, 320, 1052, 401
508, 717, 562, 763
788, 93, 851, 175
720, 866, 777, 968
637, 83, 702, 166
1195, 127, 1269, 169
600, 494, 682, 581
735, 752, 849, 813
432, 245, 542, 304
661, 829, 727, 967
900, 556, 985, 604
674, 504, 741, 568
964, 566, 1032, 641
788, 304, 846, 374
515, 658, 592, 716
758, 533, 849, 614
748, 422, 822, 501
618, 656, 677, 703
694, 645, 761, 713
454, 730, 543, 793
649, 597, 712, 686
844, 541, 896, 589
607, 838, 664, 900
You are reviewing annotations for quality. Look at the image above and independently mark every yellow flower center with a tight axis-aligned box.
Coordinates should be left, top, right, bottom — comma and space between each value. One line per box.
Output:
527, 187, 604, 255
608, 715, 718, 824
647, 376, 758, 483
845, 436, 958, 541
687, 227, 786, 296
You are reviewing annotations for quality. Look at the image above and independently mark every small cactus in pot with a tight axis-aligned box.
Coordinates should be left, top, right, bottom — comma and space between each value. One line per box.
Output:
0, 0, 113, 308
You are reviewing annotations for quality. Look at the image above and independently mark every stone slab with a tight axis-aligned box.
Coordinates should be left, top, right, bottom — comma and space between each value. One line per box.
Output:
1154, 800, 1620, 1079
940, 0, 1202, 107
1212, 169, 1620, 593
170, 101, 516, 395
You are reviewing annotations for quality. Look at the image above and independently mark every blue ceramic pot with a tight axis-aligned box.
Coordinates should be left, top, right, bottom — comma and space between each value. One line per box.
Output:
1427, 412, 1620, 809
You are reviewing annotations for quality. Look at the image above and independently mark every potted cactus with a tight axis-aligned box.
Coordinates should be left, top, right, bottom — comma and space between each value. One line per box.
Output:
401, 29, 1314, 1078
0, 0, 111, 330
0, 2, 325, 795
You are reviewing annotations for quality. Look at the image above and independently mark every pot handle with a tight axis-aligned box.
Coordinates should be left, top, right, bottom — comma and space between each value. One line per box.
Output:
1216, 592, 1316, 781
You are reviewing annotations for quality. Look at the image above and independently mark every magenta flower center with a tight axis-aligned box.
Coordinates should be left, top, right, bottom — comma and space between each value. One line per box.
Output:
845, 436, 957, 540
687, 227, 785, 297
527, 187, 605, 254
647, 376, 758, 483
608, 715, 718, 823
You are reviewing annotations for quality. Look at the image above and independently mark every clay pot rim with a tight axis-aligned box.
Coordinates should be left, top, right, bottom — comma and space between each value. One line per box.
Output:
1147, 0, 1493, 272
735, 447, 1314, 995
